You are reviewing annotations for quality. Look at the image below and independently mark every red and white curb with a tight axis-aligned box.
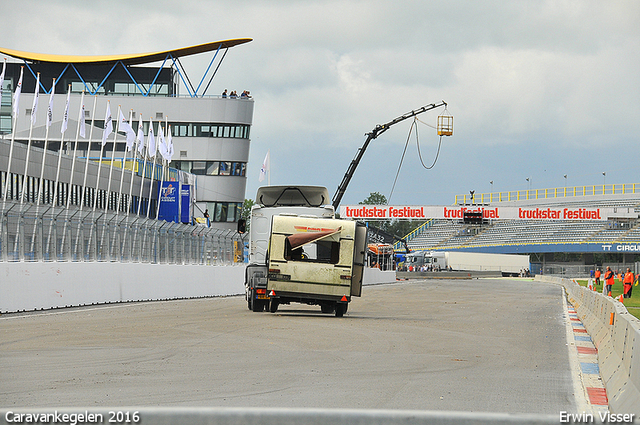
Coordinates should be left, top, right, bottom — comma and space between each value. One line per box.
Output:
565, 299, 609, 414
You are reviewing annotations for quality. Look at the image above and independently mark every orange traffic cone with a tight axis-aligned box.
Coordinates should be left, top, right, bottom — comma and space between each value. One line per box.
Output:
618, 295, 624, 303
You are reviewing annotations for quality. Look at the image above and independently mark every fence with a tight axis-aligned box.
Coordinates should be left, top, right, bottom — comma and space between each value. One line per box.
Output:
455, 183, 640, 205
542, 263, 640, 279
0, 200, 244, 265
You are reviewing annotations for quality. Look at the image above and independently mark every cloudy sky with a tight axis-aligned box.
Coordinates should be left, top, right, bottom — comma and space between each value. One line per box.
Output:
2, 0, 639, 206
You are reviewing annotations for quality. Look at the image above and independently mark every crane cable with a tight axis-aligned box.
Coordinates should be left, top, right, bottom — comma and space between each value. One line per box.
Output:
388, 117, 444, 203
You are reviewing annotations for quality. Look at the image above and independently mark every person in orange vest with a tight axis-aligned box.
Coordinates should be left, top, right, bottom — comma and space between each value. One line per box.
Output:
604, 266, 615, 296
594, 268, 601, 287
623, 268, 634, 298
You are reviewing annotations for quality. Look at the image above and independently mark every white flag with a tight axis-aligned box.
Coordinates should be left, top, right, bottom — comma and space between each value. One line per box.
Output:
61, 88, 70, 134
136, 115, 145, 155
79, 101, 86, 138
118, 109, 136, 151
0, 59, 6, 107
30, 73, 40, 126
148, 118, 156, 158
167, 125, 174, 163
102, 101, 112, 146
259, 150, 270, 182
46, 79, 55, 128
158, 126, 169, 161
12, 66, 23, 117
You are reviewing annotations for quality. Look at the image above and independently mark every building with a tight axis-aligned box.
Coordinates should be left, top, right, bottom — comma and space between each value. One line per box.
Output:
0, 39, 254, 230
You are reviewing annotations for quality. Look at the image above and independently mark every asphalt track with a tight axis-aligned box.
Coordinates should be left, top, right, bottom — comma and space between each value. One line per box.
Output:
0, 278, 581, 415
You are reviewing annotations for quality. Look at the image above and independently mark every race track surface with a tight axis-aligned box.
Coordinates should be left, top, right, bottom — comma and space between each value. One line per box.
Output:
0, 279, 578, 414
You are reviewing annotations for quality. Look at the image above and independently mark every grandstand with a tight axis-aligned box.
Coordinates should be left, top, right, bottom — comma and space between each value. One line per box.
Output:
401, 183, 640, 271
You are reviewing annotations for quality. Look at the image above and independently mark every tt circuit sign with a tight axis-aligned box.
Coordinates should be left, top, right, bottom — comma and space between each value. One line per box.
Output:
339, 205, 637, 221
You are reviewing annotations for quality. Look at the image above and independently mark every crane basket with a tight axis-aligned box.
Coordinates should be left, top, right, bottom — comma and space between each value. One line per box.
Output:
437, 113, 453, 136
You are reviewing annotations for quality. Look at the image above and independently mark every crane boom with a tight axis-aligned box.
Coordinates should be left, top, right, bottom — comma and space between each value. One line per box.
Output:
331, 101, 447, 210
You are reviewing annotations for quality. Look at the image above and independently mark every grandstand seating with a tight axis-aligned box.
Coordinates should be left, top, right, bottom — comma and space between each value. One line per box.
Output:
404, 184, 640, 252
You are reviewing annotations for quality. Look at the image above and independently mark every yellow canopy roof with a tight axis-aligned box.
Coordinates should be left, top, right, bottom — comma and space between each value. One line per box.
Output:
0, 39, 252, 65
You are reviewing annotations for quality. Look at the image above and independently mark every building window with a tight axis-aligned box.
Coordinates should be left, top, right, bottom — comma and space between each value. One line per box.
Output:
206, 162, 219, 176
191, 161, 207, 175
219, 162, 231, 176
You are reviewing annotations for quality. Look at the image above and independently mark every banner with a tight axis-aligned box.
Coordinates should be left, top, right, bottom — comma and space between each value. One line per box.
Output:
339, 205, 637, 221
181, 184, 192, 224
157, 181, 179, 222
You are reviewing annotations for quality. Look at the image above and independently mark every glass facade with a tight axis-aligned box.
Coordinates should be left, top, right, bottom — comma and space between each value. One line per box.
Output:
173, 160, 246, 177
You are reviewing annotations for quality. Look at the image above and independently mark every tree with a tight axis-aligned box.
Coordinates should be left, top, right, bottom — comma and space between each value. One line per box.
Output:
359, 192, 388, 206
360, 192, 389, 230
240, 199, 254, 232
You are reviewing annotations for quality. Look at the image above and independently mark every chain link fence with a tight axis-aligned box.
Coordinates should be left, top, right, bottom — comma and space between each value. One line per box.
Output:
1, 201, 244, 265
541, 262, 640, 278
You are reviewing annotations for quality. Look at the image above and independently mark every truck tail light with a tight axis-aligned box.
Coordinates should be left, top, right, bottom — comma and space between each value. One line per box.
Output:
340, 275, 351, 280
256, 289, 267, 295
269, 268, 280, 274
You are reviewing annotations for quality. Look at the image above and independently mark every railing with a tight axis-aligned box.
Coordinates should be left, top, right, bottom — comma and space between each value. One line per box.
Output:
0, 201, 244, 265
455, 183, 640, 205
393, 219, 435, 252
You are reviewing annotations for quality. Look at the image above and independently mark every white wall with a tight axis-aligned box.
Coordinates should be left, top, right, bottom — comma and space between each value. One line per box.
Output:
0, 262, 245, 313
0, 263, 396, 313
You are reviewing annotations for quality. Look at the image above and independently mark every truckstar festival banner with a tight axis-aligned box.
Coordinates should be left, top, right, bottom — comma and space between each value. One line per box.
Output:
339, 205, 637, 221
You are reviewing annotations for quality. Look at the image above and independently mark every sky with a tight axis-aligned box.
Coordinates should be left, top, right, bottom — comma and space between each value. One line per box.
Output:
1, 0, 639, 206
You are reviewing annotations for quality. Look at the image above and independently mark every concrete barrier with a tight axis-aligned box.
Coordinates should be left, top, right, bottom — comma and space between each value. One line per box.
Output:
396, 270, 502, 280
0, 262, 246, 313
536, 275, 640, 416
0, 264, 396, 314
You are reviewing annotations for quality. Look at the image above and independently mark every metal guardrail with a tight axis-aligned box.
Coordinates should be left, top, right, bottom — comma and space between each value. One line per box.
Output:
0, 201, 243, 264
455, 183, 640, 205
0, 408, 560, 425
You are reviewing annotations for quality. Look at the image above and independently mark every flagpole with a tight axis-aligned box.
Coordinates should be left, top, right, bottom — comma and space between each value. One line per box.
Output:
46, 84, 71, 258
155, 124, 167, 221
133, 116, 150, 260
127, 112, 144, 215
13, 72, 39, 259
51, 85, 72, 209
74, 94, 95, 260
65, 90, 85, 210
19, 72, 40, 205
112, 109, 134, 260
59, 89, 86, 257
145, 118, 157, 219
79, 95, 99, 260
116, 109, 135, 215
30, 78, 56, 254
136, 117, 149, 217
123, 111, 141, 259
100, 104, 121, 259
92, 100, 111, 213
2, 66, 23, 209
80, 95, 97, 212
35, 78, 56, 208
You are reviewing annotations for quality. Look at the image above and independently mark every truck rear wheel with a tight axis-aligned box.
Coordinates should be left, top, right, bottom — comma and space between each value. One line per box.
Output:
251, 297, 264, 312
270, 300, 279, 313
321, 304, 335, 314
335, 303, 347, 317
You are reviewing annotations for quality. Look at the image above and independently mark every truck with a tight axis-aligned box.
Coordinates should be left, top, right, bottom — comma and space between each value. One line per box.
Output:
239, 186, 367, 317
404, 251, 530, 276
